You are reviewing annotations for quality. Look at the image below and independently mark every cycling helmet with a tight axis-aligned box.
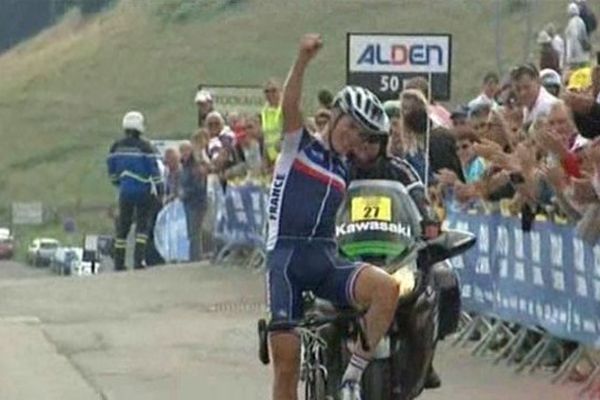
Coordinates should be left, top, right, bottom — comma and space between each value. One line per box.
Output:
333, 86, 390, 136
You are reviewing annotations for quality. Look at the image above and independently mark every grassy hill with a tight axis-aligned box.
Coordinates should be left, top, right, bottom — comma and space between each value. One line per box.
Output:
0, 0, 595, 234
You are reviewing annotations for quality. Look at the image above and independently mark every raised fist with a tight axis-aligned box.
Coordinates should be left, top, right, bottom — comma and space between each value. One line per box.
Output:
298, 33, 323, 62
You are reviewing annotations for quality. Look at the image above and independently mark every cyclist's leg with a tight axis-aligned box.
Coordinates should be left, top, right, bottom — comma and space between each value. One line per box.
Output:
266, 245, 303, 400
270, 332, 301, 400
315, 248, 398, 383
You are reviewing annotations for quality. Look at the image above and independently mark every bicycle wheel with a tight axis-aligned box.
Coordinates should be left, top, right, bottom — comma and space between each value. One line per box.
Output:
305, 367, 327, 400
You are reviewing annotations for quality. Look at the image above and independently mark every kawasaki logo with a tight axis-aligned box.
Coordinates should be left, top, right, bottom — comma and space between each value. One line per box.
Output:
336, 221, 412, 237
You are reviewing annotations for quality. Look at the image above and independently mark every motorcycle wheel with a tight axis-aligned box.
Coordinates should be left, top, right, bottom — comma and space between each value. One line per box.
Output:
362, 359, 392, 400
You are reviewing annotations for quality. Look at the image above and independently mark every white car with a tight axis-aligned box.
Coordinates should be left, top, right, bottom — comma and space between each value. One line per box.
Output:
52, 247, 93, 276
27, 238, 60, 267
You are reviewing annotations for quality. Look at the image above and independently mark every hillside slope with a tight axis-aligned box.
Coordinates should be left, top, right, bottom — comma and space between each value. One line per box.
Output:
0, 0, 592, 209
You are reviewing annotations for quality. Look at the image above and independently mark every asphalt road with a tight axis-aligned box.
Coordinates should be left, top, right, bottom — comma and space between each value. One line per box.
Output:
0, 261, 585, 400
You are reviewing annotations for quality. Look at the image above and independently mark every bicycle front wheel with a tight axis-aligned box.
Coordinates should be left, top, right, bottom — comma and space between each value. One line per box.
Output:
305, 364, 327, 400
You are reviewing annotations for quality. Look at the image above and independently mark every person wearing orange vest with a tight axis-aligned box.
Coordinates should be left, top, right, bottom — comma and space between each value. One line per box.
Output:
261, 78, 283, 168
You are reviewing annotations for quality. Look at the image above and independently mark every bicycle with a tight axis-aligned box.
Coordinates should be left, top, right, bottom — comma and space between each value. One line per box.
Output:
258, 293, 369, 400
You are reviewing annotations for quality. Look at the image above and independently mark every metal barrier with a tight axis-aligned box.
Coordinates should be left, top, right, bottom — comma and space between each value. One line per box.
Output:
446, 210, 600, 393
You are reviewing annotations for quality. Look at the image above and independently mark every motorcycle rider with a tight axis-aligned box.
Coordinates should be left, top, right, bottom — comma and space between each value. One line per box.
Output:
348, 113, 463, 391
107, 111, 161, 270
266, 33, 400, 400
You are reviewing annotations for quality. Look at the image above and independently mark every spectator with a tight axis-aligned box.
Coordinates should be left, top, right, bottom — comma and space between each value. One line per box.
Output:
546, 23, 566, 70
163, 147, 182, 203
563, 65, 600, 138
195, 89, 214, 128
205, 110, 235, 166
540, 68, 563, 97
223, 116, 265, 181
404, 76, 453, 128
317, 89, 334, 109
575, 0, 597, 36
190, 128, 211, 165
537, 30, 561, 74
179, 141, 208, 262
261, 78, 283, 168
565, 3, 591, 69
537, 101, 589, 177
456, 131, 487, 184
450, 105, 469, 132
314, 108, 331, 133
468, 72, 500, 110
399, 89, 464, 184
107, 111, 161, 271
383, 100, 403, 156
510, 63, 559, 128
468, 101, 493, 136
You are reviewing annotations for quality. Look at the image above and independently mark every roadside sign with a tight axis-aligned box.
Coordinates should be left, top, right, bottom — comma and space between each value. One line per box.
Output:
346, 33, 452, 101
12, 202, 43, 225
198, 84, 264, 115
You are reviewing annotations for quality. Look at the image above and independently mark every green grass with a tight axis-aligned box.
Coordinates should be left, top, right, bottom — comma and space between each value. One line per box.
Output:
0, 0, 595, 222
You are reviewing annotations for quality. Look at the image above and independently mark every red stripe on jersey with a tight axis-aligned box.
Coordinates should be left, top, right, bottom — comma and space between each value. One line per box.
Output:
292, 159, 345, 192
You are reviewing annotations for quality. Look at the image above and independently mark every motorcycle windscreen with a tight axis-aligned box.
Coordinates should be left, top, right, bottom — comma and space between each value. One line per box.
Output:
336, 179, 422, 265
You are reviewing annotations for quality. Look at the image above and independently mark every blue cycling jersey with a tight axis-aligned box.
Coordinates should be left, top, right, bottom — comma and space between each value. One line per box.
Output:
266, 128, 348, 250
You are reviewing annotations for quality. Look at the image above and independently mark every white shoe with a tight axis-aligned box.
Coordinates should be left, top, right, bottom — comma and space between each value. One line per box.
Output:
339, 380, 362, 400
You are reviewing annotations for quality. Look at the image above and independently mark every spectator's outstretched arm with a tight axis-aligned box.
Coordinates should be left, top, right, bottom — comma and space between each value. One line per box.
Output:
282, 34, 323, 134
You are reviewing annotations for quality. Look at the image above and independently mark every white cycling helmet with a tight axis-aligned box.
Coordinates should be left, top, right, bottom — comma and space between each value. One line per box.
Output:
122, 111, 145, 134
333, 86, 390, 136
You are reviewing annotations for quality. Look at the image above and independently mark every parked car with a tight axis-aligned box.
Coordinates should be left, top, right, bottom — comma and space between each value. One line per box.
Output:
27, 238, 60, 267
0, 228, 14, 259
52, 247, 93, 276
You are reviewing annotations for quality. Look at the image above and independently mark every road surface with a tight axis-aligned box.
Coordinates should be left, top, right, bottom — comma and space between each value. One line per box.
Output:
0, 261, 585, 399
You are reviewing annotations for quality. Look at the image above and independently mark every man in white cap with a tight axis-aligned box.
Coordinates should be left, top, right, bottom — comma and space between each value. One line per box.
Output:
194, 88, 214, 128
565, 2, 591, 70
540, 68, 562, 97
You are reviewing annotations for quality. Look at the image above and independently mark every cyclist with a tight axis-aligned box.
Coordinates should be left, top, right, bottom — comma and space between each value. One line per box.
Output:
266, 33, 399, 400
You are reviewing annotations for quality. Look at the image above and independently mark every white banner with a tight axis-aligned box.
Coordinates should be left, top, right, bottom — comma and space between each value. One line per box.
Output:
348, 34, 451, 74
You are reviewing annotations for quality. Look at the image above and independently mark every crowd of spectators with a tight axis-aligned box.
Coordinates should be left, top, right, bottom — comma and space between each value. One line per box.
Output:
135, 1, 600, 266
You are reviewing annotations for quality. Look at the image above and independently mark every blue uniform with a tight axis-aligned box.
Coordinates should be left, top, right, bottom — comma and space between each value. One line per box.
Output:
266, 128, 365, 325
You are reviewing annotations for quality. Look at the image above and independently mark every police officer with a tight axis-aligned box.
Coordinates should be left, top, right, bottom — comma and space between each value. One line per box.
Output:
107, 111, 161, 271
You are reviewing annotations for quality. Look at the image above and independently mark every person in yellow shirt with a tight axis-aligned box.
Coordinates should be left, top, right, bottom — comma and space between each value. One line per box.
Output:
261, 78, 283, 168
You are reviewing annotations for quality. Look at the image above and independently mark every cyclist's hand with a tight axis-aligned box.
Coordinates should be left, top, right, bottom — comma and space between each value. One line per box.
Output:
299, 33, 323, 62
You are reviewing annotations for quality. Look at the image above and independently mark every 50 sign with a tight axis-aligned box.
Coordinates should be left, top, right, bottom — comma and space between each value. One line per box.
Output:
379, 75, 402, 93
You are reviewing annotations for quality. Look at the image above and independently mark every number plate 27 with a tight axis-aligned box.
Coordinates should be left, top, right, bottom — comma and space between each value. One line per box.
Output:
350, 196, 392, 222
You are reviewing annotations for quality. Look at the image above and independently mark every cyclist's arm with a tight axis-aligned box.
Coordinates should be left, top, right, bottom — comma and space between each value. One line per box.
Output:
282, 34, 322, 134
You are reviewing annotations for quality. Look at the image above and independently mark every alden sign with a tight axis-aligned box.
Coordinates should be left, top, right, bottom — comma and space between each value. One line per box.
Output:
347, 33, 452, 101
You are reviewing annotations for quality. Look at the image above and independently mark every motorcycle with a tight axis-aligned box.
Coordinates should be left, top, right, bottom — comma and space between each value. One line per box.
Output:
326, 179, 475, 400
257, 179, 475, 399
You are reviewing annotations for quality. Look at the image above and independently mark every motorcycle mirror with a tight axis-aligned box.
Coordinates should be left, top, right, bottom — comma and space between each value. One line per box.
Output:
419, 229, 476, 265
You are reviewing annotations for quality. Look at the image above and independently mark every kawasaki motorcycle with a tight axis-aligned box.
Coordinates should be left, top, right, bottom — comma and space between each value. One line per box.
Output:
258, 179, 475, 399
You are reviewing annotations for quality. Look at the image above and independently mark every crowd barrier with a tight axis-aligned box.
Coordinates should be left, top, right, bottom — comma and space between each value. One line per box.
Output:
154, 179, 268, 266
445, 211, 600, 347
